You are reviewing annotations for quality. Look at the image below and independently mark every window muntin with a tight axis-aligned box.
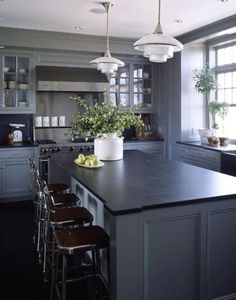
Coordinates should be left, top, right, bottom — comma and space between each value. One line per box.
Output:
216, 44, 236, 66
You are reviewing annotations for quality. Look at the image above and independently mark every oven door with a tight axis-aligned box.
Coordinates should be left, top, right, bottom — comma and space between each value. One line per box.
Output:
39, 156, 50, 183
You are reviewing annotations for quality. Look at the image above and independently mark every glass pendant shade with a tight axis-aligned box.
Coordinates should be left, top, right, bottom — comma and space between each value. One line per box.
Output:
90, 2, 125, 74
134, 0, 183, 63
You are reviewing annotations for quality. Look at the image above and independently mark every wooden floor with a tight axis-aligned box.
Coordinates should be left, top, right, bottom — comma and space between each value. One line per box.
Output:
0, 200, 109, 300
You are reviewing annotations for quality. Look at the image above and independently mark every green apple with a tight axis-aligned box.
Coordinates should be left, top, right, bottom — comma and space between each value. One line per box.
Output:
85, 158, 92, 167
77, 154, 85, 164
90, 157, 100, 166
78, 153, 85, 160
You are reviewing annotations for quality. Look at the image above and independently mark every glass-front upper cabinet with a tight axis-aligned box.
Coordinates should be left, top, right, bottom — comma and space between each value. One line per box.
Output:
133, 64, 152, 108
1, 54, 33, 112
109, 64, 130, 107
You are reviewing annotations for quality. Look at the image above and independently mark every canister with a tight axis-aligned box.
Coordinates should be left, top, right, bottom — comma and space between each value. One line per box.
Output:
35, 116, 43, 127
51, 116, 58, 127
42, 116, 50, 127
59, 116, 66, 127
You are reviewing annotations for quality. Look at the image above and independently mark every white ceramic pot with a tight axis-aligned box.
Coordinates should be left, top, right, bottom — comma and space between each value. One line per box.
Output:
94, 133, 123, 161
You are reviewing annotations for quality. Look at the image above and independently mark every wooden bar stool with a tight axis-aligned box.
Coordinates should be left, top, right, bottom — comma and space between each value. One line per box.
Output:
50, 193, 79, 208
52, 225, 110, 300
41, 187, 90, 279
35, 179, 80, 261
47, 183, 70, 195
50, 207, 93, 227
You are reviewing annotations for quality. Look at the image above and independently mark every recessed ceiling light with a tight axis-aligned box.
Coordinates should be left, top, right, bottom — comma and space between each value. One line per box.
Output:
74, 26, 84, 30
217, 0, 229, 2
0, 45, 5, 49
173, 19, 183, 23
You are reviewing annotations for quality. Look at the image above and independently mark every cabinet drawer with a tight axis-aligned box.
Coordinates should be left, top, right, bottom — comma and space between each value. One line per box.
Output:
206, 151, 221, 164
179, 146, 205, 161
0, 148, 35, 158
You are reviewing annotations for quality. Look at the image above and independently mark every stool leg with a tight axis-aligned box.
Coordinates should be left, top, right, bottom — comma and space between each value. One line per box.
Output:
50, 231, 56, 300
43, 210, 49, 279
62, 255, 68, 300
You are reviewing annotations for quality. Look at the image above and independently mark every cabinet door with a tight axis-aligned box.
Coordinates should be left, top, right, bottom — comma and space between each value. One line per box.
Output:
1, 159, 31, 195
0, 54, 35, 113
124, 142, 164, 158
109, 64, 130, 107
133, 63, 152, 108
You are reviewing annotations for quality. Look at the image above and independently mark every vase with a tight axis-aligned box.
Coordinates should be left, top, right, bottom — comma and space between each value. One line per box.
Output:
94, 133, 123, 161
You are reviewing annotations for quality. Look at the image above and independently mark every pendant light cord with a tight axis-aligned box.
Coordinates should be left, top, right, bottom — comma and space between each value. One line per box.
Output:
154, 0, 163, 34
105, 3, 111, 57
158, 0, 161, 25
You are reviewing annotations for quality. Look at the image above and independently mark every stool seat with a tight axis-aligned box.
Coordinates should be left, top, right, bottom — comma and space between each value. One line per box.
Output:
55, 226, 109, 253
47, 183, 70, 195
51, 193, 78, 207
50, 207, 93, 226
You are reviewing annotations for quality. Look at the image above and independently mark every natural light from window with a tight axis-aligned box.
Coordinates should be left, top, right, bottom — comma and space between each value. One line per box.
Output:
214, 43, 236, 139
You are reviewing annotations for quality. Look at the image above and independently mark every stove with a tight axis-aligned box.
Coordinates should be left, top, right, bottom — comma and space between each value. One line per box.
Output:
37, 139, 94, 183
37, 140, 94, 156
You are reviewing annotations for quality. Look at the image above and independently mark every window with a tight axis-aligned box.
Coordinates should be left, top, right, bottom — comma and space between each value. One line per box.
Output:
214, 42, 236, 138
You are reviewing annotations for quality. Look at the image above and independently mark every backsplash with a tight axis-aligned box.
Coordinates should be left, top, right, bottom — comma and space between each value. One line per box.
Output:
0, 114, 33, 144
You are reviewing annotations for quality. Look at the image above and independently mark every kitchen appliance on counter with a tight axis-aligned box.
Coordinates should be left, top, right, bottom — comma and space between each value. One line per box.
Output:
9, 123, 25, 143
37, 139, 94, 183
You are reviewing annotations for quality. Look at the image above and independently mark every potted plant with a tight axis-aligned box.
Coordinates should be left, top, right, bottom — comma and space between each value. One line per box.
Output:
193, 65, 217, 100
218, 101, 229, 146
208, 101, 221, 129
68, 96, 143, 160
193, 65, 217, 144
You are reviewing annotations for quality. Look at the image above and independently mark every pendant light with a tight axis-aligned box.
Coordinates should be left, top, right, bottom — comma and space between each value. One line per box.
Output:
90, 2, 125, 74
134, 0, 183, 63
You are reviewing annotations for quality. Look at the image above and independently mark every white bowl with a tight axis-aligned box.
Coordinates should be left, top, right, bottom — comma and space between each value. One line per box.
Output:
19, 68, 27, 74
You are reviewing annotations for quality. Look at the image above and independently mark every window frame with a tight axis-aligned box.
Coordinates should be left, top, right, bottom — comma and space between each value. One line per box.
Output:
208, 38, 236, 140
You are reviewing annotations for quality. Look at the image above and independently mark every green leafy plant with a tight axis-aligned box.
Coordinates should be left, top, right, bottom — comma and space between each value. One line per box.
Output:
218, 101, 229, 137
208, 101, 221, 129
68, 96, 144, 139
193, 65, 217, 94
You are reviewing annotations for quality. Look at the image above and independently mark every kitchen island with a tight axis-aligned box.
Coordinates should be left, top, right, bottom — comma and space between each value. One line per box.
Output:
52, 150, 236, 300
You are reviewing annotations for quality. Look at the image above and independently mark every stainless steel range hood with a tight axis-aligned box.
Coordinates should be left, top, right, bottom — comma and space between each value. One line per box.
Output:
36, 66, 109, 92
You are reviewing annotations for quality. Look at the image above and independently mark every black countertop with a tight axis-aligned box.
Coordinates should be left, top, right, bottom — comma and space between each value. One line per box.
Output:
177, 141, 236, 152
0, 139, 164, 149
52, 150, 236, 215
0, 142, 38, 148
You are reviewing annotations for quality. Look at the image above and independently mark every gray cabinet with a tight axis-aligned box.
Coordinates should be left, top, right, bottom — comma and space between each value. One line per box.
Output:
0, 53, 35, 114
0, 147, 39, 200
124, 141, 165, 159
178, 144, 221, 172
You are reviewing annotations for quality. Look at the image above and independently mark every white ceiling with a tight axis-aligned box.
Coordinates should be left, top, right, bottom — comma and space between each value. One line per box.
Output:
0, 0, 235, 39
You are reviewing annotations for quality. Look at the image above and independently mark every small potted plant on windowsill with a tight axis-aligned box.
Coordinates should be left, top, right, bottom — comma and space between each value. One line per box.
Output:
208, 101, 221, 130
218, 102, 230, 146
